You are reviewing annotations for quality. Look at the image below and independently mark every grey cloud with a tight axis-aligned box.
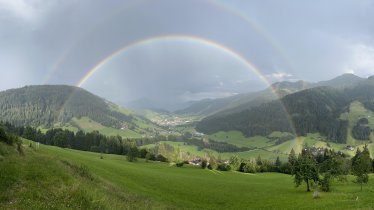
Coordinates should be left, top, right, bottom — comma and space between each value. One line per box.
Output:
1, 0, 374, 110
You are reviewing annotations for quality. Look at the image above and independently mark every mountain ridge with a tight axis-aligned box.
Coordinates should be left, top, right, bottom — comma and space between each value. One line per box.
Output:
176, 73, 364, 117
196, 76, 374, 143
0, 85, 156, 136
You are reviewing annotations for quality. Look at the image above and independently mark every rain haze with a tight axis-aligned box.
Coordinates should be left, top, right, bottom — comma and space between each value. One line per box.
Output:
1, 0, 374, 110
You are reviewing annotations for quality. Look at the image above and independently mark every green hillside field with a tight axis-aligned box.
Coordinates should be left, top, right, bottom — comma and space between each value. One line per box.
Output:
2, 140, 374, 209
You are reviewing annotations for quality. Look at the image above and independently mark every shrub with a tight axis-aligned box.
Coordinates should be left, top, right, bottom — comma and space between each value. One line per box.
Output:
16, 139, 24, 155
176, 162, 184, 167
145, 153, 156, 161
217, 163, 231, 171
241, 161, 257, 173
320, 175, 331, 192
139, 148, 148, 158
201, 159, 208, 169
126, 147, 138, 162
156, 154, 168, 162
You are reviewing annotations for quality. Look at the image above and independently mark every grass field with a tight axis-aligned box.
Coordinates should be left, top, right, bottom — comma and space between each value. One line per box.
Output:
340, 101, 374, 145
141, 132, 352, 162
207, 131, 274, 148
71, 117, 142, 138
3, 141, 374, 209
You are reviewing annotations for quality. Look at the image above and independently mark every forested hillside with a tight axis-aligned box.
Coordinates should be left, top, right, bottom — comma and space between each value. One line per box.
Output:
197, 78, 374, 144
0, 85, 143, 130
176, 74, 363, 118
197, 87, 349, 143
175, 80, 309, 117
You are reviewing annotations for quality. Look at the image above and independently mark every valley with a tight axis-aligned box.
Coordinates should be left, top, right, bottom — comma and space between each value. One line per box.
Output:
2, 75, 374, 209
2, 1, 374, 209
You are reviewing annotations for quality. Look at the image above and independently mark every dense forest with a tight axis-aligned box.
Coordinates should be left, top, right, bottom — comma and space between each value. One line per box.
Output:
197, 79, 374, 144
0, 85, 135, 128
197, 87, 349, 143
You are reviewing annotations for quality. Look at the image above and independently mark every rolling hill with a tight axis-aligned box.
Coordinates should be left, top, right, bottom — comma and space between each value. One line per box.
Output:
0, 85, 157, 138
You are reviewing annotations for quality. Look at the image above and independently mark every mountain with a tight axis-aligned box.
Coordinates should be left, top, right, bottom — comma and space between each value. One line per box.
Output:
0, 85, 156, 136
312, 73, 364, 88
196, 76, 374, 143
175, 80, 310, 117
176, 74, 364, 117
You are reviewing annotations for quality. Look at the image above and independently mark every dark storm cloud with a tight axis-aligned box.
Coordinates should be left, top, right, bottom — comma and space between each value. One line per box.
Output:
1, 0, 374, 110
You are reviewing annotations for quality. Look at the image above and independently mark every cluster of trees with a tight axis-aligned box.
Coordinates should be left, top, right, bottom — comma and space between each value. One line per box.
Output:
197, 87, 350, 143
289, 146, 372, 192
0, 125, 23, 155
0, 126, 20, 145
2, 122, 189, 164
193, 152, 286, 174
227, 155, 284, 173
2, 122, 139, 157
0, 85, 135, 129
352, 118, 371, 140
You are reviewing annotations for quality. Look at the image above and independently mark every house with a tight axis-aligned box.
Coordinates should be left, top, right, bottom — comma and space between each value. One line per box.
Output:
189, 158, 202, 166
345, 145, 355, 151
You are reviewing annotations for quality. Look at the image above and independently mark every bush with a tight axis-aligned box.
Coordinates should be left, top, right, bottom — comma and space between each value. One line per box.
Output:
320, 176, 330, 192
139, 148, 148, 158
126, 147, 138, 162
145, 153, 156, 161
16, 139, 24, 155
201, 159, 208, 169
0, 127, 7, 143
217, 163, 231, 171
156, 154, 168, 162
240, 161, 257, 173
176, 162, 184, 167
279, 163, 292, 174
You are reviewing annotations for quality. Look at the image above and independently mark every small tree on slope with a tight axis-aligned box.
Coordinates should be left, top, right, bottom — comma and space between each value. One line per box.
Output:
293, 148, 319, 192
352, 145, 372, 191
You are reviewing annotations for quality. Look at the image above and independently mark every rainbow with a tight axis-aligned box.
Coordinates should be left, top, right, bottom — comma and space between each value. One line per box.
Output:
74, 34, 297, 139
44, 0, 294, 85
77, 35, 269, 87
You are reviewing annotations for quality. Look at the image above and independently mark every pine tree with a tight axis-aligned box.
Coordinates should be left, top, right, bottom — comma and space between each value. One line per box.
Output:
288, 148, 297, 174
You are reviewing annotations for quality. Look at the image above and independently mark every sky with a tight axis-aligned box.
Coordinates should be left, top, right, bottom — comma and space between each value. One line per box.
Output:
1, 0, 374, 110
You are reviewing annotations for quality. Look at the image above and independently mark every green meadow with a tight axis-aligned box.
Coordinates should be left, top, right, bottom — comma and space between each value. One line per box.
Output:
2, 140, 374, 209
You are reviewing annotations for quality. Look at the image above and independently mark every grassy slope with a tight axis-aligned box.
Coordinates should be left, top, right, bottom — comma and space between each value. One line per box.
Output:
185, 102, 374, 160
0, 142, 164, 210
71, 117, 142, 138
340, 101, 374, 145
3, 141, 374, 209
206, 131, 274, 148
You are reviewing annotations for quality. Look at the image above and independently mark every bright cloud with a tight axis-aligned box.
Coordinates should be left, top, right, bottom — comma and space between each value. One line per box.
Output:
345, 44, 374, 77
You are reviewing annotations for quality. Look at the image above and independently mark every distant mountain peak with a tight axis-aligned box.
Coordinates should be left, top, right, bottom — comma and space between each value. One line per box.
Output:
314, 73, 364, 88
